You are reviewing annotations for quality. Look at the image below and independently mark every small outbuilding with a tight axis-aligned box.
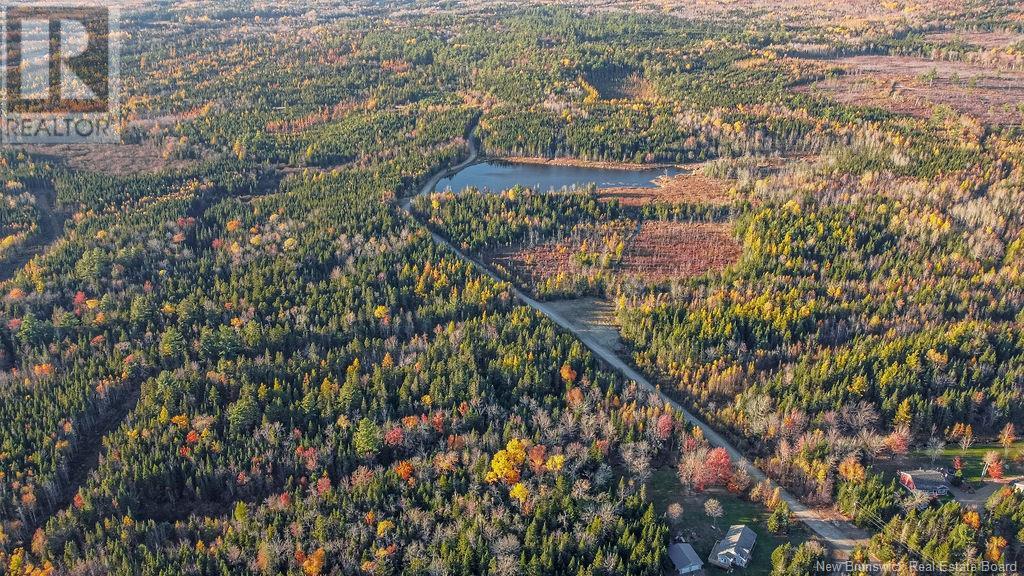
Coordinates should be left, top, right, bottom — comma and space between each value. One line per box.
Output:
668, 542, 704, 574
709, 525, 757, 569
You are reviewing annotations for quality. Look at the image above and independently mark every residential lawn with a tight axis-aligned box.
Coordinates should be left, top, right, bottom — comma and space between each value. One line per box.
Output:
646, 467, 809, 576
875, 441, 1024, 483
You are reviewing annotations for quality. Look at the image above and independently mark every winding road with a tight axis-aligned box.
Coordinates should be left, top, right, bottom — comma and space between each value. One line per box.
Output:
400, 127, 483, 211
399, 126, 870, 557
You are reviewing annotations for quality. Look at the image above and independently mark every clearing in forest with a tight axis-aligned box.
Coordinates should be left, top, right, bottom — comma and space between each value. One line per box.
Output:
621, 222, 740, 283
924, 30, 1024, 50
18, 112, 205, 176
583, 66, 656, 101
646, 468, 812, 576
543, 298, 624, 352
491, 221, 740, 295
19, 141, 198, 176
598, 172, 732, 206
564, 0, 974, 26
798, 55, 1024, 125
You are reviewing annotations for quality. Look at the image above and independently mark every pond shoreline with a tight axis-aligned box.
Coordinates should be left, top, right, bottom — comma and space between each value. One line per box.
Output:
434, 158, 691, 194
501, 155, 689, 171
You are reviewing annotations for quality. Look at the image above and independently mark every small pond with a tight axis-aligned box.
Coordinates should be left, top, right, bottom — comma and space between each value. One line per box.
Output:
434, 160, 687, 193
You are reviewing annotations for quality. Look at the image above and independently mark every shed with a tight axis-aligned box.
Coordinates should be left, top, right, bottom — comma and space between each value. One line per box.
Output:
668, 542, 704, 574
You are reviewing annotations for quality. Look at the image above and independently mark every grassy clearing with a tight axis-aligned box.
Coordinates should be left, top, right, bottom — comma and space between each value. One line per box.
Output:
875, 442, 1024, 483
646, 467, 808, 575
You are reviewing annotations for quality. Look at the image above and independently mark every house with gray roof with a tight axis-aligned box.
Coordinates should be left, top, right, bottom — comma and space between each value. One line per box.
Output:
898, 469, 950, 498
668, 542, 703, 574
708, 525, 757, 569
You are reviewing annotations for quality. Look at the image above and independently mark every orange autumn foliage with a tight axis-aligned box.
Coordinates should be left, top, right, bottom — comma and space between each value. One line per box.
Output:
301, 548, 325, 576
838, 455, 866, 483
395, 460, 415, 484
527, 444, 547, 474
962, 510, 981, 530
560, 364, 577, 384
566, 387, 584, 406
986, 536, 1008, 562
32, 364, 54, 377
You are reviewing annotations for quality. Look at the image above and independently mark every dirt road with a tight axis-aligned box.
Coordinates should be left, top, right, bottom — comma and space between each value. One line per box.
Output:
399, 129, 871, 557
400, 123, 482, 212
0, 181, 66, 282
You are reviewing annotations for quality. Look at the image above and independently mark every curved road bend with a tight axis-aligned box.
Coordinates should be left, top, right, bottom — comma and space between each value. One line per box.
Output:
400, 126, 482, 212
399, 134, 869, 558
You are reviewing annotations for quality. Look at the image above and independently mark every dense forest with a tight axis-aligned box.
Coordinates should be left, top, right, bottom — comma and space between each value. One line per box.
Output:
1, 111, 675, 575
2, 0, 1024, 574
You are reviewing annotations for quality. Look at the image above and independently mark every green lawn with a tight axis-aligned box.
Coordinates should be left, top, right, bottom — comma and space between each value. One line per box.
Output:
876, 441, 1024, 483
646, 467, 809, 575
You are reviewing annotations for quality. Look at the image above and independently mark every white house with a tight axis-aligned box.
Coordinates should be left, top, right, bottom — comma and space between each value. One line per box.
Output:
709, 525, 757, 569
